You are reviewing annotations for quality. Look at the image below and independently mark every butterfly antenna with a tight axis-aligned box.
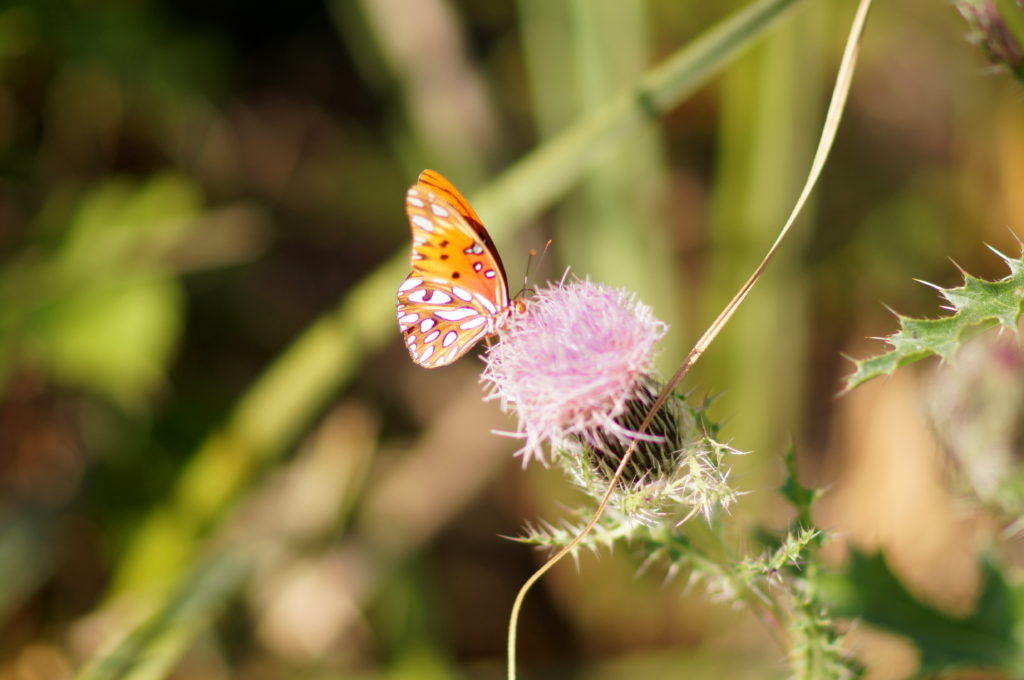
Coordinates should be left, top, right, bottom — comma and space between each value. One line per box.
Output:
522, 249, 536, 293
521, 239, 553, 295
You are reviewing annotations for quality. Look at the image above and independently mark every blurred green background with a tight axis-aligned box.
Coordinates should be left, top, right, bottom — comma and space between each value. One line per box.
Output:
0, 0, 1021, 678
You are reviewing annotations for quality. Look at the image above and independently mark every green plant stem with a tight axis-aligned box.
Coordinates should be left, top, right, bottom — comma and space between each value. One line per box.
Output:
78, 551, 251, 680
663, 530, 789, 646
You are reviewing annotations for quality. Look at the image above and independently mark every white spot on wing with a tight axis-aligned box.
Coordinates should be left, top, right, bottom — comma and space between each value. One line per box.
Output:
408, 196, 425, 208
412, 215, 434, 231
420, 345, 435, 362
460, 317, 486, 330
425, 290, 452, 304
419, 318, 435, 332
436, 307, 477, 321
451, 286, 472, 302
424, 330, 440, 343
399, 313, 419, 324
442, 331, 458, 347
431, 204, 449, 217
399, 278, 422, 292
407, 289, 451, 304
478, 297, 498, 315
484, 269, 496, 279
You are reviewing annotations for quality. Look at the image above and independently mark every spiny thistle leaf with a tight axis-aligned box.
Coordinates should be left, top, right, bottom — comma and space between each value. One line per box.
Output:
843, 246, 1024, 393
737, 526, 821, 585
780, 447, 822, 528
516, 510, 634, 556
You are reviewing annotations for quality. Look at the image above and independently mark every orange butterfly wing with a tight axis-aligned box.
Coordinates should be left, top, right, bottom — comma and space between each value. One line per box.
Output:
396, 170, 512, 368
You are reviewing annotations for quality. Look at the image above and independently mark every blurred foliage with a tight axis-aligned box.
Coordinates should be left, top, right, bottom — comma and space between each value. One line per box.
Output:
822, 551, 1023, 675
3, 174, 198, 404
0, 0, 1022, 678
925, 332, 1024, 516
956, 0, 1024, 81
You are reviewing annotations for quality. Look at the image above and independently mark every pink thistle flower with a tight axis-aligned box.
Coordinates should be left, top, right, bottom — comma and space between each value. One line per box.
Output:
481, 279, 668, 466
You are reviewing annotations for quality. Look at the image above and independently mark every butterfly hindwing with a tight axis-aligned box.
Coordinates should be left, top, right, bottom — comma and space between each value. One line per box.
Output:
396, 277, 494, 367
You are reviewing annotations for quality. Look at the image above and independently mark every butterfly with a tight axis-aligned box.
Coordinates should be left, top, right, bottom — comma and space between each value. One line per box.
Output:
396, 169, 520, 368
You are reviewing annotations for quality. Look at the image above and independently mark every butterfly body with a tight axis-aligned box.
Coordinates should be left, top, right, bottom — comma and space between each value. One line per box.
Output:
397, 170, 518, 368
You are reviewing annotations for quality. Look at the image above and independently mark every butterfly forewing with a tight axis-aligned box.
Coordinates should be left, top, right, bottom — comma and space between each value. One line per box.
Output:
397, 170, 512, 368
415, 170, 485, 228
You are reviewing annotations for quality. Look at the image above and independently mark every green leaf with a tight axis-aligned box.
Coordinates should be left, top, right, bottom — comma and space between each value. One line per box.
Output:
822, 550, 1023, 674
779, 446, 822, 527
57, 173, 201, 277
8, 174, 202, 404
32, 276, 183, 405
843, 247, 1024, 393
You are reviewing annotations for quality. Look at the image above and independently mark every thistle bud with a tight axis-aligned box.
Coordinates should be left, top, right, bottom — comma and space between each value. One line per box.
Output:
482, 280, 737, 523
